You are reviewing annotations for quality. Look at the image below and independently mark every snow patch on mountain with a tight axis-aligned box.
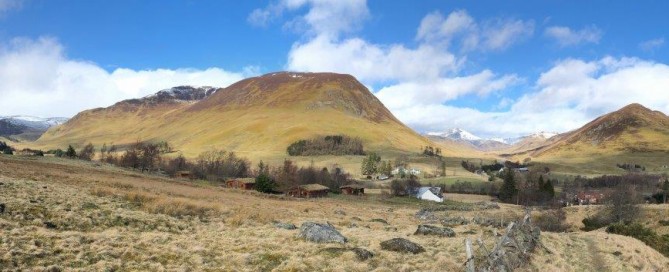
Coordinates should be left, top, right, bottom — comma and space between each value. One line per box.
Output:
0, 116, 69, 130
427, 128, 482, 141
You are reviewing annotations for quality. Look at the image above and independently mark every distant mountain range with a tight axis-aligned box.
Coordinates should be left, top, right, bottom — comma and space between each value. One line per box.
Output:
0, 116, 68, 141
426, 128, 559, 152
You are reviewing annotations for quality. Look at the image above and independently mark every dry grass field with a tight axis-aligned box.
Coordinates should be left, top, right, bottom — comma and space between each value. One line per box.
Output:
1, 155, 668, 271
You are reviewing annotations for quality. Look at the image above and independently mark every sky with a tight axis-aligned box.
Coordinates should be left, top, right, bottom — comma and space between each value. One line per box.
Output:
1, 0, 668, 138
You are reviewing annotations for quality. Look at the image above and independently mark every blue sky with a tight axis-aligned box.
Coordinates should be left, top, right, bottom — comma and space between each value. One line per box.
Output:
1, 0, 668, 138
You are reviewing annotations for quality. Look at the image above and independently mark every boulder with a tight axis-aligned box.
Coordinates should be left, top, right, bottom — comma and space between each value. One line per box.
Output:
273, 222, 297, 230
414, 225, 456, 237
298, 222, 347, 244
380, 238, 425, 254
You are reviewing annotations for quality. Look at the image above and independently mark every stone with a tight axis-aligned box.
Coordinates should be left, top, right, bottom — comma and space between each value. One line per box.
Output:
0, 203, 5, 214
380, 238, 425, 254
415, 209, 437, 221
297, 222, 347, 244
414, 225, 456, 237
273, 221, 297, 230
441, 216, 470, 226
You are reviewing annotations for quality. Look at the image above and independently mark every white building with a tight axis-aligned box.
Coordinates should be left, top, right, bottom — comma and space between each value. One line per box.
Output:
416, 187, 444, 202
391, 167, 421, 176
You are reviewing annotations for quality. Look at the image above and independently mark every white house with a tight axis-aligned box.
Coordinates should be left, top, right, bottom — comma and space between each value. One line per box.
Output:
416, 187, 444, 203
392, 167, 422, 176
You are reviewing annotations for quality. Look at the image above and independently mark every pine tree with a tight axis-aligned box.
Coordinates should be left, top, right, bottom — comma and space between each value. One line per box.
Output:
65, 145, 77, 159
255, 173, 276, 193
499, 169, 517, 203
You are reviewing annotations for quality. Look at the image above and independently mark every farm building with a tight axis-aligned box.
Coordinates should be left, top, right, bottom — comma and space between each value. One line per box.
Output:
575, 192, 605, 205
416, 186, 444, 202
226, 178, 256, 190
175, 171, 192, 179
391, 167, 421, 176
340, 184, 365, 195
287, 184, 330, 198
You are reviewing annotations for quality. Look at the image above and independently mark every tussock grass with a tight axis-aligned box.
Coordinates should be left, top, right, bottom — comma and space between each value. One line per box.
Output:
1, 155, 668, 271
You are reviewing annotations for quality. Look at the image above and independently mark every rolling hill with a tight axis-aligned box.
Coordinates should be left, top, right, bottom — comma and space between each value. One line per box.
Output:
36, 72, 470, 160
532, 103, 669, 158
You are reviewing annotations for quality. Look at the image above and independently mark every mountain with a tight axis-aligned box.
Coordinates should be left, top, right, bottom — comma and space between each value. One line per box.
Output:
36, 72, 463, 159
531, 103, 669, 158
0, 116, 68, 141
427, 128, 510, 151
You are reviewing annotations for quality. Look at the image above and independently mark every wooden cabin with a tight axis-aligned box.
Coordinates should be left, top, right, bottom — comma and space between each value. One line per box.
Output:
287, 184, 330, 198
340, 184, 365, 195
175, 171, 192, 179
226, 178, 256, 190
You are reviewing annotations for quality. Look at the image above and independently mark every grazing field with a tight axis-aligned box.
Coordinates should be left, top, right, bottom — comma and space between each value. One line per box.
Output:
0, 155, 667, 271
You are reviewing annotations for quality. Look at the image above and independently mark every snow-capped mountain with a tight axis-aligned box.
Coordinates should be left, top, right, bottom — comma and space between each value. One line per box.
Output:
0, 116, 69, 141
142, 86, 218, 102
426, 128, 561, 152
498, 131, 559, 145
1, 116, 69, 130
427, 128, 482, 141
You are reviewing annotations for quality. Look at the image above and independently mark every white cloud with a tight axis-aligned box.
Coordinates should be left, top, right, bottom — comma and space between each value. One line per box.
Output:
287, 35, 461, 82
639, 38, 664, 52
375, 71, 519, 110
249, 0, 369, 38
0, 37, 247, 117
415, 10, 534, 51
544, 25, 602, 47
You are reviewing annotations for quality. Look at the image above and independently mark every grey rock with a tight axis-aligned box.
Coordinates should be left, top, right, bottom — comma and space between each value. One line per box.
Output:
380, 238, 425, 254
415, 209, 437, 221
273, 222, 297, 230
414, 225, 456, 237
297, 222, 347, 244
441, 216, 470, 226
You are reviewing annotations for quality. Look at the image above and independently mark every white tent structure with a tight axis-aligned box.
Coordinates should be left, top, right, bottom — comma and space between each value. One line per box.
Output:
416, 187, 444, 202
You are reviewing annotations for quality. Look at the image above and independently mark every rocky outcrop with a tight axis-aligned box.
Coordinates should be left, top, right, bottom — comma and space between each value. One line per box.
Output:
297, 222, 347, 244
380, 238, 425, 254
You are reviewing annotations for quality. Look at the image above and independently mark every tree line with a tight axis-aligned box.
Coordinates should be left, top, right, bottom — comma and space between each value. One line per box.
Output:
287, 135, 364, 156
253, 159, 353, 193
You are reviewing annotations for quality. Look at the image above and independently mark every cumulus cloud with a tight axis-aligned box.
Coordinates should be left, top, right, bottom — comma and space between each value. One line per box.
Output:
544, 25, 602, 47
287, 35, 461, 82
0, 37, 247, 117
639, 38, 664, 52
416, 10, 534, 51
249, 0, 369, 38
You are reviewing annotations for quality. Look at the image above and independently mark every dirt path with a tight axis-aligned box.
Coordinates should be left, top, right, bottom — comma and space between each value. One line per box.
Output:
584, 236, 610, 271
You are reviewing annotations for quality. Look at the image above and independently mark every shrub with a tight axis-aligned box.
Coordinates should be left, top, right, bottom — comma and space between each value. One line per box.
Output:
65, 145, 77, 158
79, 143, 95, 161
255, 173, 276, 193
535, 208, 568, 232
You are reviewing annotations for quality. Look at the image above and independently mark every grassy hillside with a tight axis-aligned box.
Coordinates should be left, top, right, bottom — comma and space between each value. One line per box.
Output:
1, 155, 667, 270
35, 72, 476, 162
